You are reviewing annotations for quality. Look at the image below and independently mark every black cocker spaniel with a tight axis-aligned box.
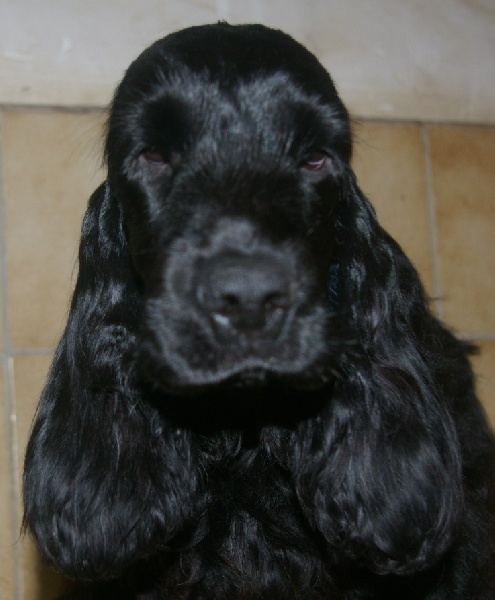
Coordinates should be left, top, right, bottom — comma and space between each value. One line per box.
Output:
23, 23, 495, 599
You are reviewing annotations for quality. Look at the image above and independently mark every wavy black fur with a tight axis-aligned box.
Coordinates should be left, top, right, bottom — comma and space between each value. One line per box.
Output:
23, 23, 495, 599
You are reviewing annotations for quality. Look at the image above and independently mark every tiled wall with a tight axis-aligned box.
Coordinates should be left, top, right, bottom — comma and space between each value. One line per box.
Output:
2, 1, 495, 122
0, 109, 494, 598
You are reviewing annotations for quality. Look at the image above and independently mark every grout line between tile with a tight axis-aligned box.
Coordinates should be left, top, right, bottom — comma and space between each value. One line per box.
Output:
0, 348, 55, 357
421, 125, 443, 320
3, 105, 494, 128
460, 334, 495, 343
7, 356, 22, 599
0, 103, 106, 115
0, 110, 22, 600
0, 112, 12, 352
350, 115, 495, 128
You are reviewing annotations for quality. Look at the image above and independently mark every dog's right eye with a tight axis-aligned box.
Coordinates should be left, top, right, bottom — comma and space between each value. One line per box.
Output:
142, 151, 167, 166
138, 150, 175, 178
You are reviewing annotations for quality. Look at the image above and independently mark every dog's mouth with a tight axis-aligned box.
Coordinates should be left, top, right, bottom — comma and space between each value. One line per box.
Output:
145, 368, 333, 433
139, 340, 334, 397
223, 363, 334, 392
227, 367, 272, 388
139, 299, 334, 397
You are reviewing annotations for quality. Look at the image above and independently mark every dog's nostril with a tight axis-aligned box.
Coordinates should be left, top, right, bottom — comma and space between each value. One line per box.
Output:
196, 253, 291, 333
264, 292, 287, 312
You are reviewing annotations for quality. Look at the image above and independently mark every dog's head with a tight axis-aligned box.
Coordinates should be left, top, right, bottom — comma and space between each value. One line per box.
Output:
105, 23, 352, 392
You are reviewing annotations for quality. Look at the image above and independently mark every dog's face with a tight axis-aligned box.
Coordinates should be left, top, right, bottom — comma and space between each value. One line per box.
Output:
106, 24, 352, 392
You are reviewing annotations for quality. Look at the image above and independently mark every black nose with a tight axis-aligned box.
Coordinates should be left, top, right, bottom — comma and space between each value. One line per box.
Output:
195, 252, 292, 334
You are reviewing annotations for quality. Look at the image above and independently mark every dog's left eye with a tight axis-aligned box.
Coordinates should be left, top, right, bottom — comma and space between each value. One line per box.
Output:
300, 153, 330, 172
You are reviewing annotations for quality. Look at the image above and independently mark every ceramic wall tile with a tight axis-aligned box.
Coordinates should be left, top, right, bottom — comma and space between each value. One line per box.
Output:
352, 121, 435, 293
471, 341, 495, 430
2, 109, 105, 349
428, 126, 495, 336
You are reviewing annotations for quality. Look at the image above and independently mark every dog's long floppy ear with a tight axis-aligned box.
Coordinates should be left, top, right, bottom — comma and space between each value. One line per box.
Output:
294, 170, 466, 576
23, 183, 197, 580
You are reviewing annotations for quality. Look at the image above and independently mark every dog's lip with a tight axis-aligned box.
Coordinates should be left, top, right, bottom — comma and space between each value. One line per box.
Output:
153, 363, 333, 396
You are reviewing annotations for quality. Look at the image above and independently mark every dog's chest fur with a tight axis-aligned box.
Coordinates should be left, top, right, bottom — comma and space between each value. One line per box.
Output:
160, 432, 329, 598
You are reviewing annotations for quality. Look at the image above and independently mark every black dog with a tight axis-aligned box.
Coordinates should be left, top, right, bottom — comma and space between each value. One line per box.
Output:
23, 23, 495, 599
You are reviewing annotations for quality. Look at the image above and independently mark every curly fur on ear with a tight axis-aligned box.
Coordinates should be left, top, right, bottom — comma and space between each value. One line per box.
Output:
294, 171, 465, 575
23, 183, 197, 580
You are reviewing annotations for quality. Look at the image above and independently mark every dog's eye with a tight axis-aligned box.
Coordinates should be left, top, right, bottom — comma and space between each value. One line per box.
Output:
142, 150, 167, 166
138, 150, 175, 178
301, 153, 329, 172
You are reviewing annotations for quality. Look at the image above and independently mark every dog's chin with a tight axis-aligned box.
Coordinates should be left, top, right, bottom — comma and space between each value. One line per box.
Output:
141, 354, 332, 397
237, 367, 333, 392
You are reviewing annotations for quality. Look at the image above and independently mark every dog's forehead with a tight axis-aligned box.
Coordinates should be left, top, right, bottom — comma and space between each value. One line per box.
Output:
123, 23, 344, 109
158, 71, 321, 122
162, 24, 326, 85
107, 24, 352, 165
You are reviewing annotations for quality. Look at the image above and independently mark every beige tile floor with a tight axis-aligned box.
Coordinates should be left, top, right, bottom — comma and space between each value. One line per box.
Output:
352, 121, 434, 293
428, 126, 495, 335
1, 109, 494, 598
3, 110, 106, 349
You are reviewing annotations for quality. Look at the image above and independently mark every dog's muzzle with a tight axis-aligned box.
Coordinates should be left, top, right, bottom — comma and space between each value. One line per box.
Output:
140, 218, 330, 390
